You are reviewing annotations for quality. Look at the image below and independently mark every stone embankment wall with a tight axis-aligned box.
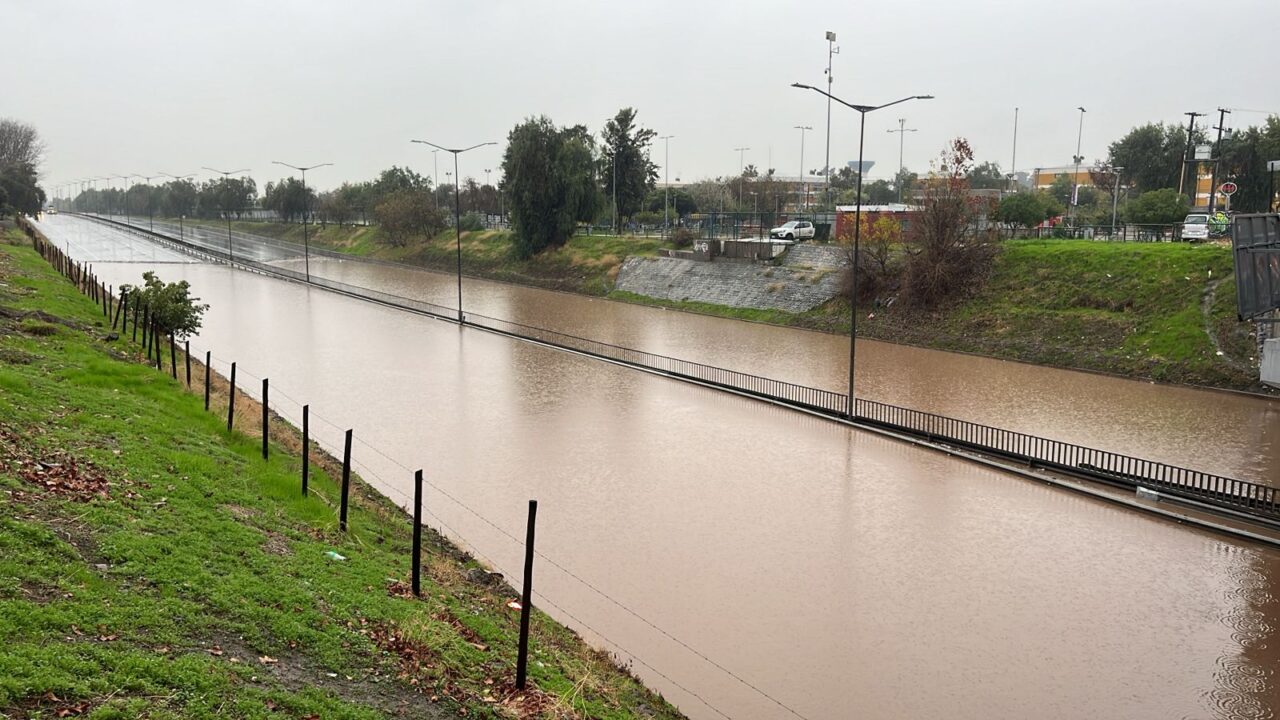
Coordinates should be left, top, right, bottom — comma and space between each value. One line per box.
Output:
615, 243, 848, 312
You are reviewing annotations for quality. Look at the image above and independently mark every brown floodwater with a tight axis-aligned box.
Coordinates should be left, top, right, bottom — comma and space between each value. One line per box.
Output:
38, 214, 1280, 719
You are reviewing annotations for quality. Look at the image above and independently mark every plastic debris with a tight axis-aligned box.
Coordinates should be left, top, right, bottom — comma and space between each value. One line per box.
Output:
324, 551, 347, 561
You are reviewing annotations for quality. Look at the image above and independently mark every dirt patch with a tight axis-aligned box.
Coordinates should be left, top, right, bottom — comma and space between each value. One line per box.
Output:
0, 425, 111, 500
197, 630, 448, 719
4, 691, 95, 719
0, 347, 36, 364
262, 530, 292, 556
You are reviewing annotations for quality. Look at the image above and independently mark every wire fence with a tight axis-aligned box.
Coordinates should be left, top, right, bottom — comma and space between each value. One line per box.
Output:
20, 215, 818, 720
66, 213, 1280, 526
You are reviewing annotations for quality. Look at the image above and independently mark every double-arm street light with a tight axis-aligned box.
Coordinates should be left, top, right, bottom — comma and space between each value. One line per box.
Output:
272, 161, 332, 281
792, 83, 933, 417
203, 167, 251, 263
411, 139, 496, 322
159, 172, 196, 240
886, 119, 918, 203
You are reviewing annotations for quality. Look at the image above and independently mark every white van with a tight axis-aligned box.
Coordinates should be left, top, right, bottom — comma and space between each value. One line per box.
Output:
1181, 214, 1209, 241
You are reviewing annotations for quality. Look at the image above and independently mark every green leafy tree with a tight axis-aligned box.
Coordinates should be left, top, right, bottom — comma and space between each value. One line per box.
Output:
263, 177, 313, 223
1107, 123, 1203, 194
373, 190, 444, 246
160, 179, 198, 218
1124, 188, 1190, 225
864, 179, 896, 205
967, 161, 1005, 189
120, 271, 209, 339
600, 108, 657, 223
1217, 116, 1280, 212
0, 162, 45, 216
503, 116, 603, 258
994, 192, 1047, 228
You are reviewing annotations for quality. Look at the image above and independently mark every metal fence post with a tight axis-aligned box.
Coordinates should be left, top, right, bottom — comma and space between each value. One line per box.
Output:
261, 378, 269, 460
169, 335, 177, 380
516, 499, 538, 690
113, 289, 126, 331
339, 429, 352, 531
301, 405, 310, 495
412, 469, 423, 596
227, 362, 237, 431
204, 351, 211, 410
185, 341, 191, 387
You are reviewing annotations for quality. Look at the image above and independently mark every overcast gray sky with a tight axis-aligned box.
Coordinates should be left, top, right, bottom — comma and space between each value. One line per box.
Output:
11, 0, 1280, 195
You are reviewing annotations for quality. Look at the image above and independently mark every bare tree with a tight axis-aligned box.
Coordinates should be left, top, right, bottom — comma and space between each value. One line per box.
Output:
0, 118, 44, 170
900, 138, 1000, 309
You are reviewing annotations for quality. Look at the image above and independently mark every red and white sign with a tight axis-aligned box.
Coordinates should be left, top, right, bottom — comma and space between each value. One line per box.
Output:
1219, 181, 1238, 196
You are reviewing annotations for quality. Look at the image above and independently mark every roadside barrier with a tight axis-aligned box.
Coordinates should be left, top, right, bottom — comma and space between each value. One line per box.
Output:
18, 214, 809, 720
64, 211, 1280, 528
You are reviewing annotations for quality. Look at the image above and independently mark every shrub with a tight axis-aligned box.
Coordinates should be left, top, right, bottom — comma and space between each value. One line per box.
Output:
670, 227, 698, 248
120, 271, 209, 339
458, 212, 485, 232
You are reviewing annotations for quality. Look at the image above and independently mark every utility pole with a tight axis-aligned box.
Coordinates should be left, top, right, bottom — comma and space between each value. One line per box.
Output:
886, 118, 917, 203
823, 31, 839, 208
1209, 108, 1231, 214
661, 135, 674, 238
1178, 111, 1205, 202
794, 125, 812, 212
1069, 106, 1086, 227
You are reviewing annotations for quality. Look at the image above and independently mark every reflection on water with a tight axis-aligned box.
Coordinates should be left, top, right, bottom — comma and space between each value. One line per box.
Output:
38, 215, 1280, 720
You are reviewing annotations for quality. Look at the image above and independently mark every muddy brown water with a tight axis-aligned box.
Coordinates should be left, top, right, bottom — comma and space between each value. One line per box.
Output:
37, 214, 1280, 719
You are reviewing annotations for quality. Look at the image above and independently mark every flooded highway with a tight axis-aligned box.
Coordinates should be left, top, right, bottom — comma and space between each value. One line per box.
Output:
33, 213, 1280, 719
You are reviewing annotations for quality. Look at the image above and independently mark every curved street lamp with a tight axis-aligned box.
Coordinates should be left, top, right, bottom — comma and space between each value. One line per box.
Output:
791, 83, 933, 417
272, 161, 332, 281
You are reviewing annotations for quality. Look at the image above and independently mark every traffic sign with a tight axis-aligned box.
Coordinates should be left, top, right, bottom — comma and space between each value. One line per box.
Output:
1220, 181, 1238, 196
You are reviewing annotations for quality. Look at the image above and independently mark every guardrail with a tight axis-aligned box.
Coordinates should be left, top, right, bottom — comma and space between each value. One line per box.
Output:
69, 212, 1280, 526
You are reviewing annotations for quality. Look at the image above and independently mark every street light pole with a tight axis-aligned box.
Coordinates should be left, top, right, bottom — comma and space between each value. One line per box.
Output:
792, 83, 933, 417
272, 161, 332, 282
823, 31, 839, 209
202, 166, 250, 264
411, 139, 497, 323
1070, 106, 1086, 227
1110, 166, 1125, 234
432, 149, 441, 209
794, 125, 812, 213
661, 135, 674, 238
734, 147, 750, 207
886, 118, 917, 203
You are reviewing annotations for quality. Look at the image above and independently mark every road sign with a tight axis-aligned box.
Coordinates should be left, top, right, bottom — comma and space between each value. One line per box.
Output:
1195, 144, 1212, 160
1220, 181, 1238, 196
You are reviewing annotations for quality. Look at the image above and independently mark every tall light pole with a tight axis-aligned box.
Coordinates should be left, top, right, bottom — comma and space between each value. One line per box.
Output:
138, 175, 159, 231
792, 82, 933, 417
1010, 107, 1019, 192
271, 161, 332, 282
612, 151, 619, 236
113, 175, 135, 225
411, 139, 496, 322
1069, 107, 1086, 227
159, 172, 196, 240
794, 125, 812, 213
203, 167, 250, 263
660, 135, 674, 237
484, 168, 492, 216
823, 30, 839, 209
734, 146, 750, 207
1110, 166, 1126, 234
886, 118, 917, 203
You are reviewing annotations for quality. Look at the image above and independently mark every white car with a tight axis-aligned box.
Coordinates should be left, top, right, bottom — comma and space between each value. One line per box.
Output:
1181, 214, 1209, 241
769, 220, 815, 240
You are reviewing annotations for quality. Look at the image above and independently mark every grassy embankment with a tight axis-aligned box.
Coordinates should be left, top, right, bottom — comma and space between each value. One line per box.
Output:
0, 223, 684, 719
185, 220, 1262, 390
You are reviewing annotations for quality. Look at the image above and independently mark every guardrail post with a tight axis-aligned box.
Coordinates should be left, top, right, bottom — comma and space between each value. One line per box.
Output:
515, 499, 538, 690
227, 362, 237, 431
261, 378, 269, 460
412, 469, 423, 596
301, 405, 309, 496
339, 429, 352, 531
204, 351, 211, 410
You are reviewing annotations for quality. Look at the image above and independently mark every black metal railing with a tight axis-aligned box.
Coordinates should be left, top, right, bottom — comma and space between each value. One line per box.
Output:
72, 213, 1280, 526
856, 398, 1279, 520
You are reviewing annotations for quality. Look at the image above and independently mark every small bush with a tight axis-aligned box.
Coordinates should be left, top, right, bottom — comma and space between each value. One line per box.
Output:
670, 227, 698, 248
458, 212, 485, 232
